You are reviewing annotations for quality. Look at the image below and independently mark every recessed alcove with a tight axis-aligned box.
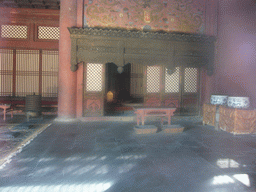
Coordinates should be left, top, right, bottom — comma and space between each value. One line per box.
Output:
69, 27, 215, 117
104, 63, 133, 116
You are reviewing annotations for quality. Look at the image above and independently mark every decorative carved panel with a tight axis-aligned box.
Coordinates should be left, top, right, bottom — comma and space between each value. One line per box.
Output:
165, 67, 180, 93
219, 106, 256, 134
203, 103, 216, 126
68, 27, 215, 72
164, 98, 179, 108
86, 63, 103, 92
184, 67, 198, 93
219, 106, 235, 132
1, 25, 28, 39
84, 95, 103, 116
146, 66, 161, 93
83, 63, 105, 117
235, 109, 256, 134
144, 95, 161, 107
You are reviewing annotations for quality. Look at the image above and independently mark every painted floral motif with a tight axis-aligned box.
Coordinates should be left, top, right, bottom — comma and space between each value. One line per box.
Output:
227, 97, 250, 109
84, 0, 205, 33
210, 95, 228, 105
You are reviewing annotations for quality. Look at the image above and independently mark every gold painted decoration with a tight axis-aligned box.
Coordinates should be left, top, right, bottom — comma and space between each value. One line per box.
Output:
84, 0, 205, 33
144, 10, 151, 23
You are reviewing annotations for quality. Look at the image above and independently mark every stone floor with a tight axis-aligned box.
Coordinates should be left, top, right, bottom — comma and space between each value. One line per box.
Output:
0, 117, 256, 192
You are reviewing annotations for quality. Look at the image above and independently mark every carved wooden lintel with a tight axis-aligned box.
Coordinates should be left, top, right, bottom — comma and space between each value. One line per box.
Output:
68, 27, 215, 73
68, 27, 216, 42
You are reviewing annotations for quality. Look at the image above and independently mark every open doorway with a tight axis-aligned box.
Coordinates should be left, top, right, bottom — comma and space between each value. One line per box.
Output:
104, 63, 132, 116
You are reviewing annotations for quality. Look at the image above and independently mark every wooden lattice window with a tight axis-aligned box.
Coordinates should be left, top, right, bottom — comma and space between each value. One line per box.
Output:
16, 50, 39, 96
0, 49, 13, 96
42, 50, 59, 97
146, 66, 161, 93
38, 26, 60, 40
165, 67, 180, 93
1, 25, 28, 39
184, 67, 198, 93
86, 63, 103, 92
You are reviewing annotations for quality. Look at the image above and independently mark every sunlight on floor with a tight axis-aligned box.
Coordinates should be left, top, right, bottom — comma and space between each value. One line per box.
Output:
17, 158, 35, 163
216, 158, 240, 168
233, 174, 250, 187
212, 175, 235, 185
39, 157, 55, 162
212, 174, 251, 187
116, 154, 147, 160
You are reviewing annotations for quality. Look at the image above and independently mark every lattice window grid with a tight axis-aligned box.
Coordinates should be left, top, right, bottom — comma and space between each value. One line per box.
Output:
146, 66, 161, 93
165, 67, 180, 93
1, 25, 28, 39
42, 50, 59, 97
0, 49, 13, 96
38, 26, 60, 40
16, 50, 39, 96
86, 63, 103, 92
184, 68, 198, 93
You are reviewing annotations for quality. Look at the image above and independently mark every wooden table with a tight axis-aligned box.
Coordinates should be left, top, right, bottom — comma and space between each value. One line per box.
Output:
134, 107, 176, 126
0, 104, 12, 121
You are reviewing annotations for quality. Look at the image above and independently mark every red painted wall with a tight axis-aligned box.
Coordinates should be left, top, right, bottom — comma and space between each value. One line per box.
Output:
0, 7, 59, 50
214, 0, 256, 107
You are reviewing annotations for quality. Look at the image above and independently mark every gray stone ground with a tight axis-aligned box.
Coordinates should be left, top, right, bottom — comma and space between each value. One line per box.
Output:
0, 115, 256, 192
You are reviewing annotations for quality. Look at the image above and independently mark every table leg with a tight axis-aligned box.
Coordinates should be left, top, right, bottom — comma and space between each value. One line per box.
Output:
142, 114, 145, 126
161, 117, 163, 125
3, 108, 6, 121
167, 111, 171, 125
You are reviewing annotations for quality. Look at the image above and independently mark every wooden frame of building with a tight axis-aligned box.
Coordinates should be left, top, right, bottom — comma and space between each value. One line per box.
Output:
69, 27, 215, 117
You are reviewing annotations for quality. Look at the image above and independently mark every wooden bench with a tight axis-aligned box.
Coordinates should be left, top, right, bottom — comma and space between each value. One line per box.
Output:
0, 98, 58, 116
0, 104, 13, 121
41, 105, 58, 110
134, 107, 176, 126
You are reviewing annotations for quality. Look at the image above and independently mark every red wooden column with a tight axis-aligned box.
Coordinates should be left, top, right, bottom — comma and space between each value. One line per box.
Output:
76, 63, 84, 118
58, 0, 77, 119
200, 0, 218, 108
76, 0, 84, 118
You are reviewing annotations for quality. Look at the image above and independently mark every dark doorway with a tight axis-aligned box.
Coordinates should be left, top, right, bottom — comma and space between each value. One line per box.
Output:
104, 63, 132, 116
